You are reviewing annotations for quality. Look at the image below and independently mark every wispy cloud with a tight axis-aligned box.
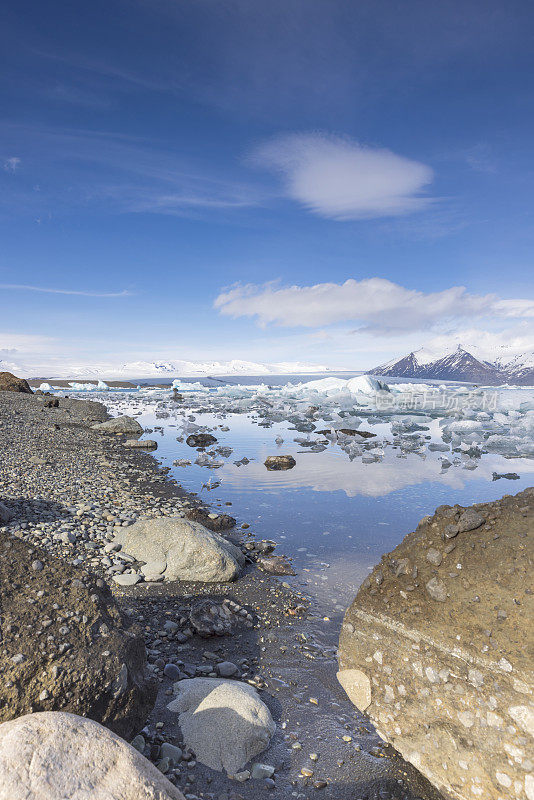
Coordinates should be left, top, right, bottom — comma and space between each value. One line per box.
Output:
464, 142, 497, 174
215, 277, 534, 334
3, 157, 21, 172
0, 284, 132, 297
0, 124, 262, 220
46, 82, 111, 109
249, 133, 434, 220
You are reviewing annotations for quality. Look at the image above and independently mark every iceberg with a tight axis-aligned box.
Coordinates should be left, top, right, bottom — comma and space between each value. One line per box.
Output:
171, 379, 209, 392
68, 382, 99, 391
280, 374, 389, 399
289, 377, 349, 395
346, 375, 389, 394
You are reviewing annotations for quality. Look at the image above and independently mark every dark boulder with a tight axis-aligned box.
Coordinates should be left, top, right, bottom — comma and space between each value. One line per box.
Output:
186, 433, 217, 448
0, 534, 156, 739
189, 598, 253, 637
185, 507, 236, 531
337, 428, 376, 438
264, 455, 296, 471
0, 502, 13, 525
0, 372, 33, 394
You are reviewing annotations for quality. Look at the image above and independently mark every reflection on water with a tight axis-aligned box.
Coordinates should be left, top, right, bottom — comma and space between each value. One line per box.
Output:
104, 401, 534, 611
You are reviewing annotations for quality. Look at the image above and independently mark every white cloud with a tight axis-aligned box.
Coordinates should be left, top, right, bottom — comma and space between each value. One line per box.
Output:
249, 133, 434, 219
0, 284, 132, 297
0, 124, 263, 221
214, 277, 534, 333
491, 299, 534, 318
0, 332, 57, 355
3, 157, 21, 172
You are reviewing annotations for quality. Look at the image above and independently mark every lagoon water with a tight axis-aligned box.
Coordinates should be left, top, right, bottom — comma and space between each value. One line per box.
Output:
68, 376, 534, 616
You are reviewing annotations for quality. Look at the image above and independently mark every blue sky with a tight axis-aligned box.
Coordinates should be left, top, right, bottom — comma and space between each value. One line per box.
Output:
1, 0, 533, 374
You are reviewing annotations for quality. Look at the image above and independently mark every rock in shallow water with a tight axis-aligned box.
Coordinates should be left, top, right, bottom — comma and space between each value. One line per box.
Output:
186, 433, 217, 448
338, 489, 534, 800
91, 415, 143, 435
0, 712, 184, 800
264, 455, 296, 470
167, 678, 275, 774
257, 555, 296, 576
185, 506, 236, 531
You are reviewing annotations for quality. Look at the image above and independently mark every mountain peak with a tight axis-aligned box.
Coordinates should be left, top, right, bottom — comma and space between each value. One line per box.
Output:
371, 344, 534, 385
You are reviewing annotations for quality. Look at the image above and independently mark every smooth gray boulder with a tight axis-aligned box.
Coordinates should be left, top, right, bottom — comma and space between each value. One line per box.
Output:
167, 678, 275, 774
0, 711, 185, 800
91, 416, 143, 435
112, 516, 244, 582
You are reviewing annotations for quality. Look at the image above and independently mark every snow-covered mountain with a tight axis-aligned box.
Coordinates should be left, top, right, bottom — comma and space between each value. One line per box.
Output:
371, 344, 534, 385
106, 359, 333, 378
1, 357, 333, 380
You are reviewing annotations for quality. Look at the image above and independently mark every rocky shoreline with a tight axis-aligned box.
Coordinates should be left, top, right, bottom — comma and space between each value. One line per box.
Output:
1, 389, 444, 800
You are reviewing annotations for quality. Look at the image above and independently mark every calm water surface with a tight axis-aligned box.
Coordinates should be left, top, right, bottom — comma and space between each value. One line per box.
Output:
95, 392, 534, 613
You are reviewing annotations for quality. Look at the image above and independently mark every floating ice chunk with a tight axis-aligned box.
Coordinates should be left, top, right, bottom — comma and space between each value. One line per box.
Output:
392, 418, 429, 434
171, 379, 209, 392
346, 375, 389, 394
388, 382, 434, 393
195, 453, 224, 468
284, 377, 349, 396
38, 382, 53, 391
68, 382, 99, 391
484, 435, 521, 456
462, 459, 478, 470
97, 380, 109, 390
447, 420, 483, 434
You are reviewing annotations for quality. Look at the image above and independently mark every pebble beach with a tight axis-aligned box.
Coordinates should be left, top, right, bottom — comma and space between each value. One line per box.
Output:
0, 389, 443, 800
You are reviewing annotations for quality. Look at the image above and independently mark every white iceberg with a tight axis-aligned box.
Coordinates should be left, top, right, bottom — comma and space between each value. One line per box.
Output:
68, 382, 99, 391
346, 375, 389, 394
171, 379, 209, 392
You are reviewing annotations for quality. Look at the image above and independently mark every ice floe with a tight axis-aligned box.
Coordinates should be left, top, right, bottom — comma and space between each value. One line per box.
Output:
67, 374, 534, 464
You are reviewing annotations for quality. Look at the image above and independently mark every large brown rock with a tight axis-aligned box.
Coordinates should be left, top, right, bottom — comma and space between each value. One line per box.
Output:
0, 534, 156, 739
338, 489, 534, 800
0, 371, 32, 393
